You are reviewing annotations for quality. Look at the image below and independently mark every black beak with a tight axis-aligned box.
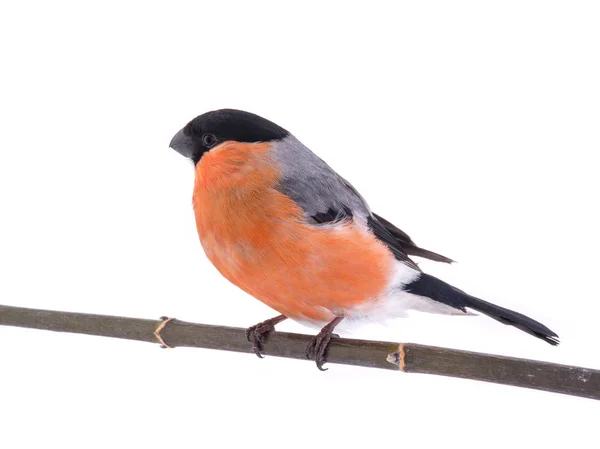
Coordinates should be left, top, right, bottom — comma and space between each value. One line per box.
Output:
169, 129, 195, 158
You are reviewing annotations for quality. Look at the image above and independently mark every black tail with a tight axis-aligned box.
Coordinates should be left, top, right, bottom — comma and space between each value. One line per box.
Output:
404, 273, 559, 345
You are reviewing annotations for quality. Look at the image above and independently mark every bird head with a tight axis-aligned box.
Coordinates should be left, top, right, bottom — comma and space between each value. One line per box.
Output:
169, 109, 289, 165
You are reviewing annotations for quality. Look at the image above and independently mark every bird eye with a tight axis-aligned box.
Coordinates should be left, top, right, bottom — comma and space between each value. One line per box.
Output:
202, 133, 217, 148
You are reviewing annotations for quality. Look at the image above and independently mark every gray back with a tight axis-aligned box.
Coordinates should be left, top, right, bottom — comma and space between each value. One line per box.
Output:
271, 136, 371, 224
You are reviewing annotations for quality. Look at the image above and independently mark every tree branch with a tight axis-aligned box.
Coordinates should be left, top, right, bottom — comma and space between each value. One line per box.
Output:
1, 304, 598, 400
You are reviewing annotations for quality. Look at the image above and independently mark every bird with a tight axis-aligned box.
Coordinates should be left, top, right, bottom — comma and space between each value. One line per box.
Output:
169, 108, 559, 370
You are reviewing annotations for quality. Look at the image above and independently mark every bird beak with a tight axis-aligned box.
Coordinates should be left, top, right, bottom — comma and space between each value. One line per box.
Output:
169, 128, 194, 158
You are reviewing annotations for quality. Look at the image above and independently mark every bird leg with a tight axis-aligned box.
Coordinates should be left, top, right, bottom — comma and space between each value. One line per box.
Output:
306, 316, 344, 371
245, 314, 288, 358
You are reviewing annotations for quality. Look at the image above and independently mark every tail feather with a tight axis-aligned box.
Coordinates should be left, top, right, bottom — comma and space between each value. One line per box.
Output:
461, 295, 559, 345
404, 273, 559, 345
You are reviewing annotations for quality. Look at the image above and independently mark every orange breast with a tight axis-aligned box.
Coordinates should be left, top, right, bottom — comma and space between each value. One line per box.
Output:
192, 141, 394, 324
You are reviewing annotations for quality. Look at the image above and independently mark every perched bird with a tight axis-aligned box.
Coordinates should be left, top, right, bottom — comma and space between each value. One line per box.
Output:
169, 108, 558, 370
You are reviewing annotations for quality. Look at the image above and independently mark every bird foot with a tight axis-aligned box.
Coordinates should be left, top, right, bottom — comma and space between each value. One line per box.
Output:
245, 315, 287, 358
305, 317, 343, 371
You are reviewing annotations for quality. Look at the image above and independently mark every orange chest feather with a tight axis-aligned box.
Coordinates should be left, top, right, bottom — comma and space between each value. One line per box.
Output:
191, 142, 393, 323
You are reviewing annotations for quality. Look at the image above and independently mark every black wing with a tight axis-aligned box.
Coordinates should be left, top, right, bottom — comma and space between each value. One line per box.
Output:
311, 206, 353, 224
367, 215, 421, 270
372, 213, 454, 264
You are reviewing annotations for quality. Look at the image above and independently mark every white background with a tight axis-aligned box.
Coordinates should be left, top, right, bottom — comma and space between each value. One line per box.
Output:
1, 1, 599, 448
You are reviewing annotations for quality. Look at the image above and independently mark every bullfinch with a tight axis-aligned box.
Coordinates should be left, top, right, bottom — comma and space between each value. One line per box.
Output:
169, 108, 558, 370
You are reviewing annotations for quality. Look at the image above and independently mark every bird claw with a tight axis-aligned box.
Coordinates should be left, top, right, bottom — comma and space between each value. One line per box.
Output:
305, 317, 343, 370
245, 318, 282, 358
306, 330, 341, 371
245, 324, 272, 358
